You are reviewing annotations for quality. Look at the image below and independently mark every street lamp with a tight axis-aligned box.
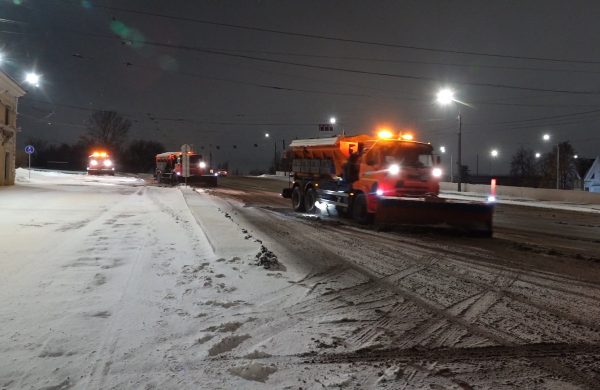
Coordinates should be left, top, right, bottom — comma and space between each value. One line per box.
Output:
542, 133, 560, 189
490, 149, 498, 176
25, 72, 41, 87
436, 88, 467, 192
439, 145, 454, 182
329, 116, 336, 125
265, 133, 275, 172
535, 152, 541, 159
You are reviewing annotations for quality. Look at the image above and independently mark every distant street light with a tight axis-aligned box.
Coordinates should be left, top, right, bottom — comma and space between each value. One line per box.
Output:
535, 152, 541, 159
574, 154, 579, 159
543, 133, 551, 141
25, 72, 41, 87
264, 132, 270, 138
439, 146, 446, 153
436, 88, 468, 192
329, 116, 336, 125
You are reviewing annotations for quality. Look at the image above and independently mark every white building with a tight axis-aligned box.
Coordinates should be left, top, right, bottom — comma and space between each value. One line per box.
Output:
0, 70, 26, 186
584, 156, 600, 193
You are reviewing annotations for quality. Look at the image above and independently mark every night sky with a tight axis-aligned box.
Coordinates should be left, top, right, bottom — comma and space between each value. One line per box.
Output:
3, 0, 600, 173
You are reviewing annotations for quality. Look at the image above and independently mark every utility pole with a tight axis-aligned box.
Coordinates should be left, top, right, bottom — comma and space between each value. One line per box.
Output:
556, 144, 560, 189
457, 111, 462, 192
476, 153, 479, 176
273, 141, 277, 173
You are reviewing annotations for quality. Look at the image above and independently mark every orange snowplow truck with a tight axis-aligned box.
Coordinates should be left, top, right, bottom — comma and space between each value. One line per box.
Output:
282, 131, 494, 235
155, 151, 217, 187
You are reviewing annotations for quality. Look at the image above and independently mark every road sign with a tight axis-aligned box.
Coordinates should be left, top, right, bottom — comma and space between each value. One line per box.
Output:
319, 124, 334, 132
180, 144, 191, 178
25, 145, 35, 180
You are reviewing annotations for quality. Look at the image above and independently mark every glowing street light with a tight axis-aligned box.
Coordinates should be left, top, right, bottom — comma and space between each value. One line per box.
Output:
535, 152, 541, 159
25, 72, 41, 87
574, 154, 579, 159
543, 133, 551, 141
329, 116, 336, 125
490, 149, 498, 158
439, 146, 446, 153
436, 88, 455, 106
264, 132, 270, 138
436, 87, 467, 191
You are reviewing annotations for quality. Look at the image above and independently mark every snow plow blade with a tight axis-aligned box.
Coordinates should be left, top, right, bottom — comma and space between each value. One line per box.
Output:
185, 175, 218, 188
375, 197, 494, 236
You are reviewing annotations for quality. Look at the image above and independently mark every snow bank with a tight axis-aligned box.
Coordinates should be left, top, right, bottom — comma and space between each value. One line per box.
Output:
14, 168, 144, 186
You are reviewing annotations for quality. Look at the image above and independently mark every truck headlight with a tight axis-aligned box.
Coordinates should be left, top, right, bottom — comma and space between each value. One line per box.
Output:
199, 161, 207, 168
104, 159, 113, 167
388, 164, 400, 175
90, 159, 98, 166
432, 167, 442, 177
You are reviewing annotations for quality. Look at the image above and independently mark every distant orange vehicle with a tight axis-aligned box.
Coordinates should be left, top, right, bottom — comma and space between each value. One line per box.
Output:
87, 151, 115, 175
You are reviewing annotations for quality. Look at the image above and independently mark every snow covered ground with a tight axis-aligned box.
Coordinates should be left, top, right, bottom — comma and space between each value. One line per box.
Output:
1, 169, 309, 388
2, 169, 600, 389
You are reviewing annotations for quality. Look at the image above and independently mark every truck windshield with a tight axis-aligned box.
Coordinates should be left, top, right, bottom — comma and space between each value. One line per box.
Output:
189, 155, 204, 164
381, 144, 434, 168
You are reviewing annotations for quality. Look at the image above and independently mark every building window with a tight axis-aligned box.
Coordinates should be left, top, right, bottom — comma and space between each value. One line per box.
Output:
4, 106, 9, 126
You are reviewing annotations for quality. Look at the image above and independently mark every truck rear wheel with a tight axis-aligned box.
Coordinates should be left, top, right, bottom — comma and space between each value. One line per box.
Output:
352, 193, 373, 224
292, 186, 306, 212
304, 188, 318, 213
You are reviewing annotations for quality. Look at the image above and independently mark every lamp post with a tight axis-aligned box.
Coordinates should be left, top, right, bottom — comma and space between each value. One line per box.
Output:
436, 88, 467, 192
542, 133, 560, 189
490, 149, 498, 176
439, 145, 453, 182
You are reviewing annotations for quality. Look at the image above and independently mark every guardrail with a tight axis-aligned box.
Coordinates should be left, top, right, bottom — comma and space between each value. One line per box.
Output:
440, 182, 600, 204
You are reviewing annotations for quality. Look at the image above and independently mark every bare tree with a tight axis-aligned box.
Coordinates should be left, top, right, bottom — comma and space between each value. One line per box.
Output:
83, 110, 131, 151
539, 141, 578, 189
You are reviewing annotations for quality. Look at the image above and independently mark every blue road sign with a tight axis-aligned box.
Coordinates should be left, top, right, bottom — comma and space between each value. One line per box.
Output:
25, 145, 35, 154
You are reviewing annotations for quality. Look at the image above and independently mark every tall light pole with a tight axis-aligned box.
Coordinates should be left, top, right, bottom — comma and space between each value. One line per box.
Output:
436, 88, 467, 192
543, 133, 560, 189
490, 149, 498, 176
439, 145, 453, 182
265, 133, 277, 173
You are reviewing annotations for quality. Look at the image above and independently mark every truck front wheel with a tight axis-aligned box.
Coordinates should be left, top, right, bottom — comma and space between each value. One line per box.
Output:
292, 186, 306, 212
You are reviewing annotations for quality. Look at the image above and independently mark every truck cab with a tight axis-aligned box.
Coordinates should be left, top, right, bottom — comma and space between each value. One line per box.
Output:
87, 151, 115, 175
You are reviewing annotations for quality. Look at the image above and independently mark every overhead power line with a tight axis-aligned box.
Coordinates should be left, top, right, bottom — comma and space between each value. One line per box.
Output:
89, 3, 600, 65
132, 39, 600, 95
6, 24, 600, 95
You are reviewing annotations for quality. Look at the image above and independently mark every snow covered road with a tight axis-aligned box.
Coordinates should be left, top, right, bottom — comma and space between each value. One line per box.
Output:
2, 170, 600, 389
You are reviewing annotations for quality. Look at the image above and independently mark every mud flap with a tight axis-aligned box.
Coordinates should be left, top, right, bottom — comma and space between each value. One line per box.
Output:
374, 198, 494, 236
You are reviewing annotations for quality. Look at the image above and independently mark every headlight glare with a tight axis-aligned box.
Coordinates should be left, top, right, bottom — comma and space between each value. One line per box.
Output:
388, 164, 400, 175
